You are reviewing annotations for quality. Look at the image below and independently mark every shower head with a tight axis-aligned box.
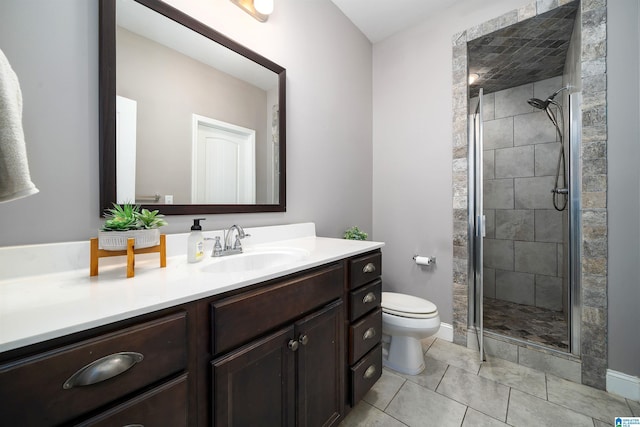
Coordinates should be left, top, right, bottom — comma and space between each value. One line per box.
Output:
528, 96, 560, 130
527, 97, 550, 110
527, 86, 570, 110
527, 86, 569, 139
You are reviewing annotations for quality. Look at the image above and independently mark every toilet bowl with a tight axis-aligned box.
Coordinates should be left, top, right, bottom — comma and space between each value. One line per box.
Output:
381, 292, 440, 375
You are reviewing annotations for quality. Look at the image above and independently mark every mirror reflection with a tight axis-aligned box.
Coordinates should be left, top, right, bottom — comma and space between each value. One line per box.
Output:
100, 0, 286, 215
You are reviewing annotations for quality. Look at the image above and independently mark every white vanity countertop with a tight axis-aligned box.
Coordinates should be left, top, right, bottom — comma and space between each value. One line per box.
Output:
0, 223, 383, 353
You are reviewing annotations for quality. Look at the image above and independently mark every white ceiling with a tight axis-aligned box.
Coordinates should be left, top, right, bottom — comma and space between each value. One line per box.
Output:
330, 0, 456, 43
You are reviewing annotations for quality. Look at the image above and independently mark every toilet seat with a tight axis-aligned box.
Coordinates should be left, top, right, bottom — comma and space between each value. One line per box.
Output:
382, 292, 438, 319
383, 307, 439, 319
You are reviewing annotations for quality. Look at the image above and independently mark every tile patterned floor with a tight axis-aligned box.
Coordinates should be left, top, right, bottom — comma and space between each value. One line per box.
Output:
483, 297, 569, 351
340, 337, 639, 427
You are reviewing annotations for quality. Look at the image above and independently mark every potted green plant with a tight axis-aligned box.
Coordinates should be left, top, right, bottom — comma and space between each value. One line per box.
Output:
343, 226, 368, 241
98, 203, 168, 250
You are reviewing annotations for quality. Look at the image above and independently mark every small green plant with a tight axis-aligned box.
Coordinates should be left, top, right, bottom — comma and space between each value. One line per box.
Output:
343, 226, 368, 241
136, 208, 168, 229
101, 203, 167, 231
102, 203, 139, 231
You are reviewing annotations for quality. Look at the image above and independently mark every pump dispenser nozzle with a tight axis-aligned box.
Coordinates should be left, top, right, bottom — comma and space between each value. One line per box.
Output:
191, 218, 205, 231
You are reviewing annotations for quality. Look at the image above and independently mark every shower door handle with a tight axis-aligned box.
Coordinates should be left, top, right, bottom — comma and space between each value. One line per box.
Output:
481, 215, 486, 237
476, 215, 486, 237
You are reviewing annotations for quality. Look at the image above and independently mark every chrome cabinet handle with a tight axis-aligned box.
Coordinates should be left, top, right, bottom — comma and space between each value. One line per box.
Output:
362, 263, 376, 274
362, 292, 376, 304
363, 364, 377, 379
123, 425, 144, 427
288, 339, 299, 352
63, 352, 143, 389
299, 334, 309, 346
363, 327, 376, 340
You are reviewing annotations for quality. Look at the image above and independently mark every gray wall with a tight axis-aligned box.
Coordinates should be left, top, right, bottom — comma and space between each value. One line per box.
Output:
0, 0, 373, 246
372, 0, 530, 326
608, 0, 640, 377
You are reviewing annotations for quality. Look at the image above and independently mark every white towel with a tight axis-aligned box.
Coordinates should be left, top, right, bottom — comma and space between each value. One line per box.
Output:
0, 48, 38, 203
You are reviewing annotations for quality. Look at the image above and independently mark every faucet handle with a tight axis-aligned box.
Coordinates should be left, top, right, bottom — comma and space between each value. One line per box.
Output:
213, 236, 223, 256
233, 234, 243, 250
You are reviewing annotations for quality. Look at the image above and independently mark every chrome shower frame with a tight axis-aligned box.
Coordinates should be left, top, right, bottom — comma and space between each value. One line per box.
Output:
468, 89, 485, 362
467, 90, 582, 357
568, 91, 582, 355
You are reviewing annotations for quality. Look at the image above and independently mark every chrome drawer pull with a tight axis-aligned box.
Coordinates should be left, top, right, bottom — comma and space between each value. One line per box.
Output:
362, 263, 376, 274
362, 292, 376, 304
362, 327, 376, 340
63, 352, 143, 389
123, 425, 144, 427
363, 364, 377, 379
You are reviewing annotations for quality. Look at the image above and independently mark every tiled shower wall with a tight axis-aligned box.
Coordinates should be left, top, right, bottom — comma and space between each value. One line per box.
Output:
473, 76, 567, 313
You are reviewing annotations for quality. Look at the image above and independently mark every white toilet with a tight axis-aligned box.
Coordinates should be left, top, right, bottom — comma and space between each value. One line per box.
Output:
381, 292, 440, 375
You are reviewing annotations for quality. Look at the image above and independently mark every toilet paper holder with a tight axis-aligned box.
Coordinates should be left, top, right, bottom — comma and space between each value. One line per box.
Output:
413, 255, 436, 266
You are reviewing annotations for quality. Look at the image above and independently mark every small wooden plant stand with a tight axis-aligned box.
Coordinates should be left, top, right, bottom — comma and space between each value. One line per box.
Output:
90, 234, 166, 278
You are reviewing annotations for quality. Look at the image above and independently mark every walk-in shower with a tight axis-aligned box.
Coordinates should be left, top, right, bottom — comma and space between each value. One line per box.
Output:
469, 78, 580, 356
528, 86, 569, 211
453, 0, 609, 387
465, 1, 582, 360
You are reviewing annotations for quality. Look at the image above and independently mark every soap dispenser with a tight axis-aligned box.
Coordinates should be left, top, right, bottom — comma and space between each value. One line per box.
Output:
188, 218, 205, 263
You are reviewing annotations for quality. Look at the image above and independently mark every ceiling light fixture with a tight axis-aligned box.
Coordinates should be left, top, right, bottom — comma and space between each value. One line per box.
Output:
254, 0, 274, 15
231, 0, 273, 22
468, 73, 479, 85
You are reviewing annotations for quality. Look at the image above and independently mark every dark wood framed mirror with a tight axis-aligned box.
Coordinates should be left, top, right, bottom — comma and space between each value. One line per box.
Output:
99, 0, 286, 215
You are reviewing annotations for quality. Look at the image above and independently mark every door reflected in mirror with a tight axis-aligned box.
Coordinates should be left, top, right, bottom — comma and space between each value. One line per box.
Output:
100, 0, 286, 215
191, 115, 257, 204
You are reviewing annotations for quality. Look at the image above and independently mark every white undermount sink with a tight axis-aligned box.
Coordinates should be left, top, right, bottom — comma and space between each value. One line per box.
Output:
200, 247, 310, 274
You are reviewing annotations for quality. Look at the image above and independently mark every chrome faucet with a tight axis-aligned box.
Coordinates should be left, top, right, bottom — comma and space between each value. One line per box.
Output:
212, 224, 250, 257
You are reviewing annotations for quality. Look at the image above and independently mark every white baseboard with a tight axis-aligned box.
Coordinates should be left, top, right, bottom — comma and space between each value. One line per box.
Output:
607, 369, 640, 401
436, 322, 453, 342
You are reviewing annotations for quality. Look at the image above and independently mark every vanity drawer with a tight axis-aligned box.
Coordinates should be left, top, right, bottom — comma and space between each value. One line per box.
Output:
349, 278, 382, 321
349, 251, 382, 289
349, 308, 382, 365
75, 374, 188, 426
350, 344, 382, 405
212, 263, 344, 354
0, 311, 187, 427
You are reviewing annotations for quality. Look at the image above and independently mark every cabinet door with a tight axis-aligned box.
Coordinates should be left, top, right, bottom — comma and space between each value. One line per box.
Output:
212, 326, 296, 427
296, 300, 344, 427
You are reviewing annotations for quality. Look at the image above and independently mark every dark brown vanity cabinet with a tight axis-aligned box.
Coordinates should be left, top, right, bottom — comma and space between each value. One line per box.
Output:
0, 250, 383, 426
346, 251, 383, 405
210, 264, 345, 427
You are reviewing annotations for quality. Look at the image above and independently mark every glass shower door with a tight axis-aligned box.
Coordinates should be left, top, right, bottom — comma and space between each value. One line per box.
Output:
469, 88, 485, 362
